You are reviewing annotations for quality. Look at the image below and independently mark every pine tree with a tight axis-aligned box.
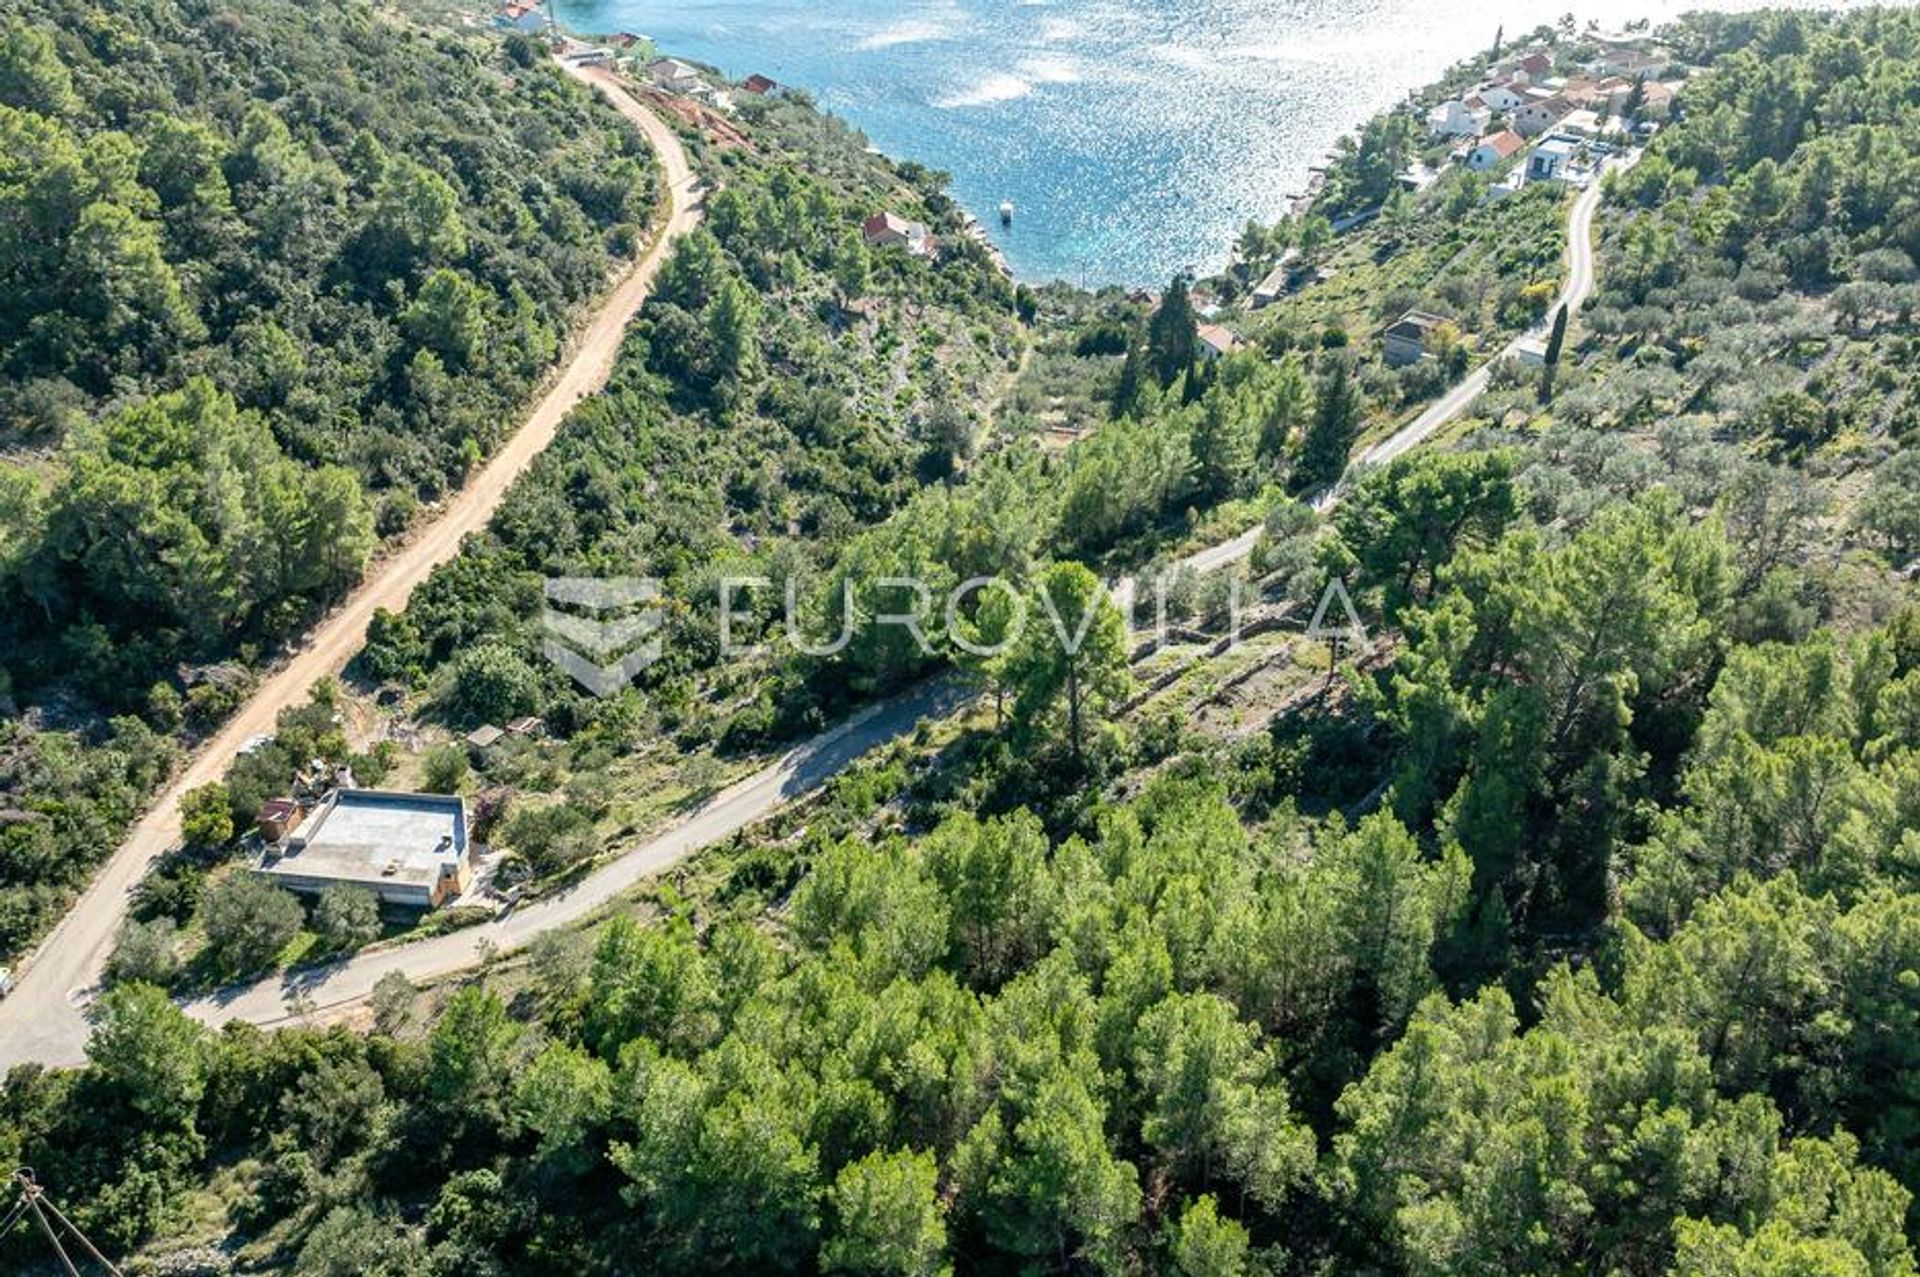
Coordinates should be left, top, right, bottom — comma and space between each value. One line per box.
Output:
1190, 388, 1252, 504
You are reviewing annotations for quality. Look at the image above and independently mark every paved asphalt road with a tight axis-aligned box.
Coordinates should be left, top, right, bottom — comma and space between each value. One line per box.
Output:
1187, 159, 1614, 569
0, 134, 1618, 1068
0, 61, 702, 1070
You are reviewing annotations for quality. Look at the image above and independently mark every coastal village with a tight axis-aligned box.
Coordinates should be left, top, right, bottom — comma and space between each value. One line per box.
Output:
1421, 29, 1679, 190
490, 2, 1680, 386
1208, 26, 1684, 392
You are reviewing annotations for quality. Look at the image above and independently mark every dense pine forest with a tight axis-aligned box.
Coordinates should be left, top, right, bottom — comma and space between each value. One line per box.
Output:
9, 4, 1920, 1276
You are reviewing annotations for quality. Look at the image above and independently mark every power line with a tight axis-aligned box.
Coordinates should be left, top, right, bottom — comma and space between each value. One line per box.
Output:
5, 1171, 123, 1277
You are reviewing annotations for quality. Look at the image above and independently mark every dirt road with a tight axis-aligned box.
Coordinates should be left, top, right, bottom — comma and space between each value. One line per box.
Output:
0, 62, 701, 1070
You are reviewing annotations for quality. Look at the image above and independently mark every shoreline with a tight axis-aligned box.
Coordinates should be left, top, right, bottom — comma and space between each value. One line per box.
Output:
546, 0, 1854, 289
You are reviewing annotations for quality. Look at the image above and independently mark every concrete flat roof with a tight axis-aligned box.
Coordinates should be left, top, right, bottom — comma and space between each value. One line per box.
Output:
259, 790, 468, 893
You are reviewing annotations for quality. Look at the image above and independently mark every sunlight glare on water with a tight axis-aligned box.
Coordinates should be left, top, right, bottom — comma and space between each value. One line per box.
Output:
557, 0, 1857, 285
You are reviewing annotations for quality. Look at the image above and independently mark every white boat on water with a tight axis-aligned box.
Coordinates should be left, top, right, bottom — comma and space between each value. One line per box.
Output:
999, 199, 1015, 226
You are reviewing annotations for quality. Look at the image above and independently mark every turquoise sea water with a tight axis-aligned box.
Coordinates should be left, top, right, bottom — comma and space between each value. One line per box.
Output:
555, 0, 1846, 286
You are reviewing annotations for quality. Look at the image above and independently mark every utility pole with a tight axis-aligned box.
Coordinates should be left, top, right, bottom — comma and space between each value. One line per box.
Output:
3, 1171, 123, 1277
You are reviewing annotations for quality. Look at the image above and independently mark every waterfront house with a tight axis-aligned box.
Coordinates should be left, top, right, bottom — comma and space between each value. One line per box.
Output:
1466, 129, 1525, 170
1476, 81, 1526, 113
1251, 250, 1301, 307
863, 211, 934, 257
1427, 95, 1491, 138
1506, 50, 1555, 85
742, 74, 779, 95
1596, 46, 1668, 79
1381, 310, 1447, 366
649, 57, 705, 94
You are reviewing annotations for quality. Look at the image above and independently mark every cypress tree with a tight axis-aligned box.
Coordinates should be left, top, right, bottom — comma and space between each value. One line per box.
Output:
1540, 303, 1569, 402
1293, 358, 1361, 494
1147, 276, 1199, 388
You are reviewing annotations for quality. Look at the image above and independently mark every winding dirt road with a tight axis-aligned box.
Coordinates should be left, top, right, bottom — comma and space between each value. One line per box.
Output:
0, 62, 702, 1070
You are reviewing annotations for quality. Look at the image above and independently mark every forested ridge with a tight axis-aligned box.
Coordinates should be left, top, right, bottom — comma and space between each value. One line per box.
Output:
0, 0, 654, 962
12, 6, 1920, 1277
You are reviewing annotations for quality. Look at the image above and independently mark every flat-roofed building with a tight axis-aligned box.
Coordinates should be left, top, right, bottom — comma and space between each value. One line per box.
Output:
255, 789, 472, 909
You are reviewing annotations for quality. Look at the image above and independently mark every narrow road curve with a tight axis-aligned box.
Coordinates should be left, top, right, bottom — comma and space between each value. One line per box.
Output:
1363, 170, 1607, 469
1190, 164, 1615, 567
0, 62, 702, 1071
5, 140, 1615, 1067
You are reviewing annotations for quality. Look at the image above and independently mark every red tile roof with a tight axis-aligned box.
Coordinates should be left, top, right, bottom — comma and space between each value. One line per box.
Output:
1479, 129, 1525, 158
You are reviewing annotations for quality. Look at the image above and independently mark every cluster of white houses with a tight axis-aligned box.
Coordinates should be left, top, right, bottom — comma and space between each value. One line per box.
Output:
1427, 35, 1681, 192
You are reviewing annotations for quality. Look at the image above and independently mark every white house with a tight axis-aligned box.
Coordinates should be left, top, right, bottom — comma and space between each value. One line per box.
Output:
1476, 81, 1526, 113
254, 789, 474, 910
1557, 107, 1607, 138
1427, 95, 1492, 138
1466, 129, 1526, 171
649, 58, 705, 93
1527, 135, 1582, 183
1596, 46, 1668, 79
